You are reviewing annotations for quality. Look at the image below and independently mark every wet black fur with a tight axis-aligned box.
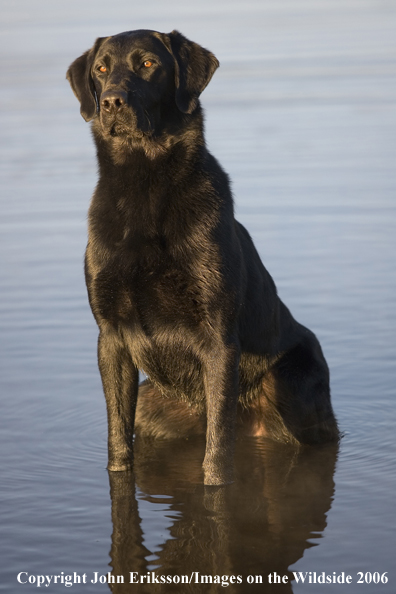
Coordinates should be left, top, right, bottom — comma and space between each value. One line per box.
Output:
67, 29, 339, 485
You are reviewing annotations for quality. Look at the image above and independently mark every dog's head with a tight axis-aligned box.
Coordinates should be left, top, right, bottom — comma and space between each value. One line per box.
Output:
66, 29, 219, 146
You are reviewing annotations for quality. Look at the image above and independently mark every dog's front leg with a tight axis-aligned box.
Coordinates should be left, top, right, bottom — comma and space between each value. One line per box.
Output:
98, 327, 138, 472
202, 340, 240, 485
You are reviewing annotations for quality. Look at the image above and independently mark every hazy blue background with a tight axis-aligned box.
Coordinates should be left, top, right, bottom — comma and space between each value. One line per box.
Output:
1, 1, 395, 592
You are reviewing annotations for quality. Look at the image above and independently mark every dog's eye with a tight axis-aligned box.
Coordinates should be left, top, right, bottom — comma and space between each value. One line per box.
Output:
143, 60, 153, 68
98, 65, 107, 73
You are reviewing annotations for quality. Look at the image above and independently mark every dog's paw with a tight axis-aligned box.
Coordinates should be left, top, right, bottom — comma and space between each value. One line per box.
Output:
203, 467, 234, 486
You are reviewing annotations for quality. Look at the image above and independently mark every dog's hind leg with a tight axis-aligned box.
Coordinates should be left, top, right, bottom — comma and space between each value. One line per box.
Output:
262, 336, 339, 445
135, 381, 206, 439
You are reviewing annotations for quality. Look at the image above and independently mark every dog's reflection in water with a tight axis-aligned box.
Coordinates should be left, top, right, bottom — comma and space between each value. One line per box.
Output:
107, 436, 337, 593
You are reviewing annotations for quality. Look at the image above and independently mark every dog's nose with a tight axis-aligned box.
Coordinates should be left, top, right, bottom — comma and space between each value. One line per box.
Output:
100, 90, 128, 113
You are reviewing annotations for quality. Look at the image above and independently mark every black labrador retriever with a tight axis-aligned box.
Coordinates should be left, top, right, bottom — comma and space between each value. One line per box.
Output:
67, 29, 339, 485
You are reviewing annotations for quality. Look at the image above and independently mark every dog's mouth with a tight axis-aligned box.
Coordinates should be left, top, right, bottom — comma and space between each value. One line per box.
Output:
100, 106, 152, 140
108, 122, 144, 139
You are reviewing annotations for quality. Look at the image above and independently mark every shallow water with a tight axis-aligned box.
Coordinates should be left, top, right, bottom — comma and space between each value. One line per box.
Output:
1, 1, 395, 592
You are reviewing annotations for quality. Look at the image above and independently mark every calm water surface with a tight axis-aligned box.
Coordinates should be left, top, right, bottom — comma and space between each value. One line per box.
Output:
1, 1, 395, 592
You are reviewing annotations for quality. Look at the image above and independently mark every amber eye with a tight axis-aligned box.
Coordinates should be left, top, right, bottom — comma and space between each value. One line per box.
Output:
98, 65, 107, 73
143, 60, 153, 68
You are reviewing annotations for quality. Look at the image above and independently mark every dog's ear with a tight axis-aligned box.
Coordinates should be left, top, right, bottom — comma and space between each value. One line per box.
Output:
166, 30, 219, 114
66, 38, 105, 122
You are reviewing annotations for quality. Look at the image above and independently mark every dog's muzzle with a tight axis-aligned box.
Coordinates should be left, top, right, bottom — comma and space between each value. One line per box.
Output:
99, 90, 149, 138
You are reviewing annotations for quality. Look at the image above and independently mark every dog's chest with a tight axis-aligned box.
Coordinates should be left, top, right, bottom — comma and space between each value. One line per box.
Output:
88, 235, 212, 333
87, 239, 212, 400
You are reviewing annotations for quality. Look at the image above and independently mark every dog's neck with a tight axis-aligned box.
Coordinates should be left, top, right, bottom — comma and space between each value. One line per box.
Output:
88, 105, 222, 245
92, 105, 206, 173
